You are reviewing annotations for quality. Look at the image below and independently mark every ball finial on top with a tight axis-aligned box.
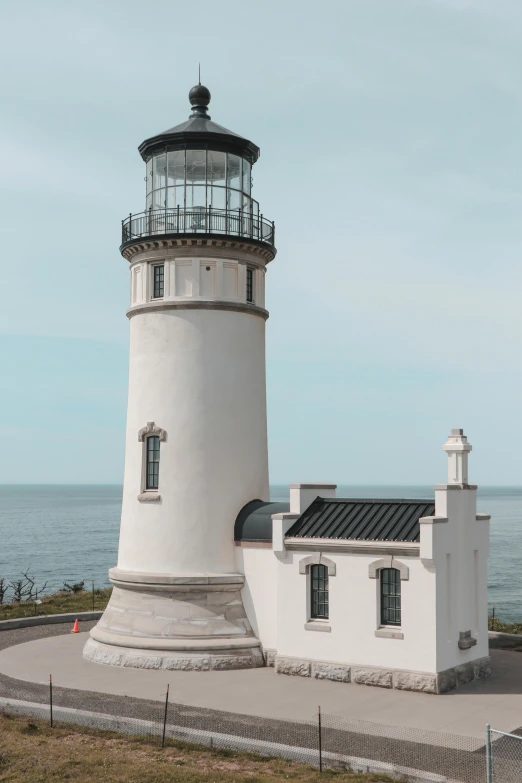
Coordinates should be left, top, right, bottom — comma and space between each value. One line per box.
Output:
189, 83, 211, 111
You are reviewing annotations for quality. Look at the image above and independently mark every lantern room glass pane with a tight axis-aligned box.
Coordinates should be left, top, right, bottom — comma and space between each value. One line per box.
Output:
207, 150, 226, 186
242, 160, 251, 195
152, 189, 164, 210
227, 154, 241, 190
167, 150, 185, 187
186, 184, 206, 210
186, 149, 206, 184
166, 186, 181, 209
210, 184, 226, 210
153, 154, 166, 190
146, 158, 153, 196
227, 188, 240, 211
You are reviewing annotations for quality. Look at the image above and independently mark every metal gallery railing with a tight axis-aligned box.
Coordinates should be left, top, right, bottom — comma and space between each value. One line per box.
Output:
121, 207, 275, 247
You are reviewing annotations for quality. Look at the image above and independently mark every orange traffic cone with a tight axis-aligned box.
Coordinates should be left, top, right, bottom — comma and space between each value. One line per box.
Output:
71, 619, 79, 633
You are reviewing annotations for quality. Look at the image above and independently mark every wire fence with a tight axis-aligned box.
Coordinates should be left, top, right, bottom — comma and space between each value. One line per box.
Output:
486, 725, 522, 783
0, 672, 499, 782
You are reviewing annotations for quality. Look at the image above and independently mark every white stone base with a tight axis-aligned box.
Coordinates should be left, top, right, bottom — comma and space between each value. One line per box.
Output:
83, 637, 264, 671
274, 655, 491, 694
84, 569, 264, 671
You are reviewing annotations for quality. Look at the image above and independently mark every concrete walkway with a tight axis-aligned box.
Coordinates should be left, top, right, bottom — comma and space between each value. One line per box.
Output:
1, 631, 522, 740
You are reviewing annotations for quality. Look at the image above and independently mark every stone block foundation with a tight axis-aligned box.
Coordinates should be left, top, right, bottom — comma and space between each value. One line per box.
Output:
84, 569, 264, 671
84, 638, 263, 671
274, 655, 491, 694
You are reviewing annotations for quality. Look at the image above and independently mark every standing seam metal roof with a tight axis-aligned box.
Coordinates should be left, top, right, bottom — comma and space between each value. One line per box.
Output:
285, 498, 435, 543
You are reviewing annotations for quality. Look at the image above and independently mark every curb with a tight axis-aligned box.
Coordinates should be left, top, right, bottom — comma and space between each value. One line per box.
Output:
0, 697, 461, 783
488, 631, 522, 641
0, 612, 102, 631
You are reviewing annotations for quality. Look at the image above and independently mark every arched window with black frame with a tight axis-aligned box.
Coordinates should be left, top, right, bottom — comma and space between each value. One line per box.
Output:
310, 564, 329, 620
146, 435, 160, 490
380, 568, 401, 626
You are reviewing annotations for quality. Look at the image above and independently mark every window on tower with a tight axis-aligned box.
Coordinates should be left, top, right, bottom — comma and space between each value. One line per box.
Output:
246, 267, 254, 303
146, 436, 160, 490
153, 264, 164, 299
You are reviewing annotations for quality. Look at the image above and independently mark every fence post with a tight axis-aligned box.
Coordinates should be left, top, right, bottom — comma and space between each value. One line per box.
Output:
161, 684, 170, 748
49, 674, 53, 728
486, 724, 493, 783
318, 705, 322, 772
91, 580, 95, 612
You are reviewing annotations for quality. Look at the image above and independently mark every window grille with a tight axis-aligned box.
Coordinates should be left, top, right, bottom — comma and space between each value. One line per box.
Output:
310, 564, 329, 619
246, 267, 254, 303
146, 436, 160, 490
153, 265, 164, 298
381, 568, 401, 626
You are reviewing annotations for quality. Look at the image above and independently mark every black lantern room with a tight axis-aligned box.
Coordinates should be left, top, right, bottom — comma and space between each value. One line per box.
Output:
121, 85, 275, 250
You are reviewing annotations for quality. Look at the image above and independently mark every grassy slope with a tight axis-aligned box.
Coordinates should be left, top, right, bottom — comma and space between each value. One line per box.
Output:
0, 589, 112, 621
0, 715, 392, 783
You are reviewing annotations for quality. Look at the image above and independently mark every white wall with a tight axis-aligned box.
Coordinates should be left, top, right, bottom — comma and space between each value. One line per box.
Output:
275, 550, 438, 673
117, 305, 269, 575
268, 485, 489, 676
430, 487, 490, 673
236, 546, 278, 650
129, 257, 266, 308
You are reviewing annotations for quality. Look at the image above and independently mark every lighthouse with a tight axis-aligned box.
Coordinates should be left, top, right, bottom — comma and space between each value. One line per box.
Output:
84, 83, 276, 670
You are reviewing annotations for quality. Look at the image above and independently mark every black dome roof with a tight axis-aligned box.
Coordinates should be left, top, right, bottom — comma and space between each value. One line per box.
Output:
138, 84, 260, 165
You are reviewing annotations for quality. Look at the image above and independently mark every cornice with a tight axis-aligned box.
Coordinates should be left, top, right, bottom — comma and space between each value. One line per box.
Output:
127, 299, 269, 320
284, 538, 420, 558
121, 235, 276, 264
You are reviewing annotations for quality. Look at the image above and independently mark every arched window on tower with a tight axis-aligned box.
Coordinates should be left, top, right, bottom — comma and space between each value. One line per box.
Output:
380, 568, 401, 626
146, 436, 160, 490
310, 564, 329, 620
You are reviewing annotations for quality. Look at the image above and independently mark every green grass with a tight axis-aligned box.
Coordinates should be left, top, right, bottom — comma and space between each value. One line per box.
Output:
0, 714, 394, 783
0, 588, 112, 621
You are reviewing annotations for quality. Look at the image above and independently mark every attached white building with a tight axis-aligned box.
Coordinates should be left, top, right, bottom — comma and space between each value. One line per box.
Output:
236, 429, 490, 693
84, 84, 491, 694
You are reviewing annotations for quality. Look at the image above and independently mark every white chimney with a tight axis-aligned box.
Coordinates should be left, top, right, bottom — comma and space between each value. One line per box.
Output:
289, 482, 337, 515
442, 429, 472, 485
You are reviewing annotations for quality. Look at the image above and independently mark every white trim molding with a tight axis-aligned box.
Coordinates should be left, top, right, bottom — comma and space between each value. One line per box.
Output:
368, 557, 409, 581
138, 422, 167, 442
298, 554, 336, 576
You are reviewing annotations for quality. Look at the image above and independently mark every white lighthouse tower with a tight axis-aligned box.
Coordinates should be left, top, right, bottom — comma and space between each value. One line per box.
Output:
84, 83, 276, 670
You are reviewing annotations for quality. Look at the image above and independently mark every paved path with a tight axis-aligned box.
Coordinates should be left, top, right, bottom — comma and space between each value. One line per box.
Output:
1, 625, 522, 740
5, 623, 522, 781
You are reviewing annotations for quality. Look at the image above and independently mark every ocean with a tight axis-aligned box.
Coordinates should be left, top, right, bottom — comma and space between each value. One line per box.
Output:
0, 485, 520, 621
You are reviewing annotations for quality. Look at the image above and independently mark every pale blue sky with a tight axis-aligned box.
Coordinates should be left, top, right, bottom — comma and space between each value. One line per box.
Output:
0, 0, 520, 484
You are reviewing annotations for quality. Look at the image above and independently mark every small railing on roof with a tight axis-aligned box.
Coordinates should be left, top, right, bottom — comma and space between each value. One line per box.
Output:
121, 207, 275, 248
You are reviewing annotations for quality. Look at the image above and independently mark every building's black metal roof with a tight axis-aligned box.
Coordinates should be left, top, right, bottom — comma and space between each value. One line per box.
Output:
139, 84, 260, 164
285, 498, 435, 543
234, 500, 290, 542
